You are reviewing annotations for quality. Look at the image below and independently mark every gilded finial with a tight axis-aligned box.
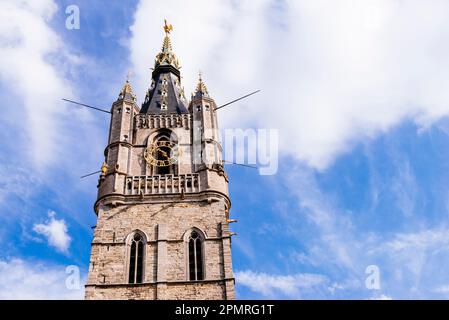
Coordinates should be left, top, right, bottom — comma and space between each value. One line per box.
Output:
164, 19, 173, 35
154, 20, 180, 70
195, 70, 209, 96
119, 74, 136, 101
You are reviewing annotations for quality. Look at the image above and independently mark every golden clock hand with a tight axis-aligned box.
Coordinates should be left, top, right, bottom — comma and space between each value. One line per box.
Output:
156, 148, 169, 159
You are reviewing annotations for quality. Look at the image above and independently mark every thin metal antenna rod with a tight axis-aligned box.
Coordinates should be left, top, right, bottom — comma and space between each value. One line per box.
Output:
62, 98, 111, 114
80, 170, 102, 179
222, 160, 258, 169
214, 90, 260, 111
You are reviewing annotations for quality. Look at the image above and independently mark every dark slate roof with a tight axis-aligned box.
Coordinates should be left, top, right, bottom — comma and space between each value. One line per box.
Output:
140, 70, 189, 114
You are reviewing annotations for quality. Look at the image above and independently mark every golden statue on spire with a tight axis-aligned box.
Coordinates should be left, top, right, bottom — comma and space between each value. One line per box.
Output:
163, 19, 173, 35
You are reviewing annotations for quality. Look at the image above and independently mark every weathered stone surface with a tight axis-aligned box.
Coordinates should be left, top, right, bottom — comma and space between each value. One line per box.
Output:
85, 281, 227, 300
86, 200, 235, 299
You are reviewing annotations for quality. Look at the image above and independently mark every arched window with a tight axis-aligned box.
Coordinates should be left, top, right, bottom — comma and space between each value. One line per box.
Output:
128, 232, 145, 284
188, 230, 204, 281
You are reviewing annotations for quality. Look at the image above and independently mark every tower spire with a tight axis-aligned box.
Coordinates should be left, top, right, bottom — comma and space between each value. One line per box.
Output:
118, 74, 136, 102
141, 20, 188, 114
154, 19, 180, 71
194, 71, 210, 98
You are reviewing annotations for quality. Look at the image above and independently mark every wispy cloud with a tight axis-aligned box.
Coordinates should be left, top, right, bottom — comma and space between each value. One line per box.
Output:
275, 155, 449, 299
390, 160, 418, 217
383, 228, 449, 253
0, 0, 107, 237
33, 211, 71, 253
286, 166, 359, 272
373, 228, 449, 281
235, 270, 329, 298
0, 0, 102, 176
370, 294, 393, 300
0, 163, 38, 209
433, 285, 449, 296
0, 258, 84, 299
0, 0, 75, 167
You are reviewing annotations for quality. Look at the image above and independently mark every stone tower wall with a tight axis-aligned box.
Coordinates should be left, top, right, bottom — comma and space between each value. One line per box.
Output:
85, 199, 235, 300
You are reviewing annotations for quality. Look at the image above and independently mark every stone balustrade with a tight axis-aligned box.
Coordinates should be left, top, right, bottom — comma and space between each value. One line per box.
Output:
125, 174, 200, 195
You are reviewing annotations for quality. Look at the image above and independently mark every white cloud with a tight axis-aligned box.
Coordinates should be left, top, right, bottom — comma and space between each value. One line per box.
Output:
286, 166, 359, 271
390, 160, 417, 217
384, 228, 449, 252
0, 163, 36, 208
370, 294, 393, 300
0, 0, 88, 168
33, 211, 71, 253
433, 285, 449, 294
0, 258, 84, 300
0, 0, 103, 226
129, 0, 449, 169
279, 164, 449, 298
235, 270, 328, 298
374, 228, 449, 279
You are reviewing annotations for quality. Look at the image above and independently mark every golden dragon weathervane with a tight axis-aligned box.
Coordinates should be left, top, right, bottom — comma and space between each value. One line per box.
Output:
164, 19, 173, 35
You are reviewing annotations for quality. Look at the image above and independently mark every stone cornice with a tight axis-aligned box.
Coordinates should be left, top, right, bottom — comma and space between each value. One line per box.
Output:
85, 278, 235, 288
94, 190, 231, 215
103, 141, 133, 157
91, 235, 232, 246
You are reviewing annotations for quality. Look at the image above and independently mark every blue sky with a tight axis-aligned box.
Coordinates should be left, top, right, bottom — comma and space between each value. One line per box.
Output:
2, 0, 449, 299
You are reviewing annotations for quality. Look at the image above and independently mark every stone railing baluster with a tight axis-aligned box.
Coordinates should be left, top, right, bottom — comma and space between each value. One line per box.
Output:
125, 174, 199, 196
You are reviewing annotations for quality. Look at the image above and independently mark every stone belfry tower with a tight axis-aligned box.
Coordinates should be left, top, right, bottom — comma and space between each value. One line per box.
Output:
85, 21, 235, 300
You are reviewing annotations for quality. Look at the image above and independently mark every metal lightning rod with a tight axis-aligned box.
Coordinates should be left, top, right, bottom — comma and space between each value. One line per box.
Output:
81, 161, 257, 178
62, 98, 111, 114
80, 170, 102, 179
214, 90, 261, 111
222, 160, 258, 169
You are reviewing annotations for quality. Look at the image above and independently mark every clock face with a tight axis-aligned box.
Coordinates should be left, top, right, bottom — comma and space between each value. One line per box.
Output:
144, 140, 178, 167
